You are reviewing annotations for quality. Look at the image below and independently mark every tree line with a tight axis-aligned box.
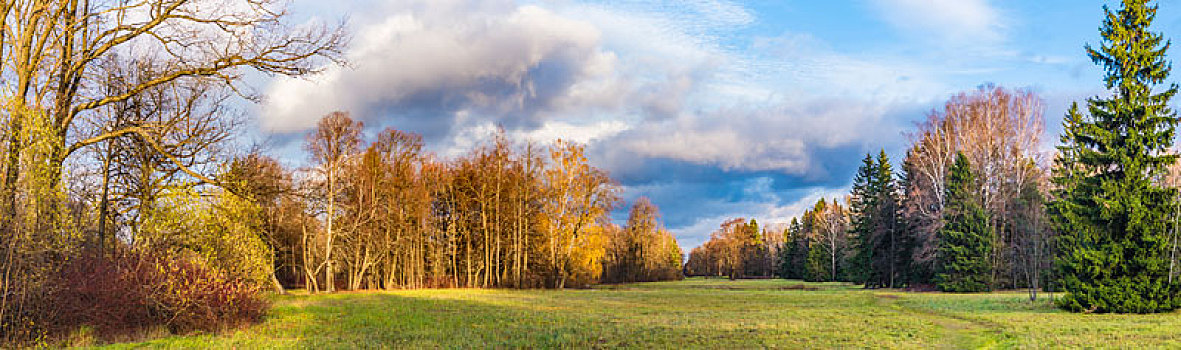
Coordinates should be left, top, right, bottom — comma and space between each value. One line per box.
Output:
684, 218, 782, 279
689, 0, 1181, 314
686, 85, 1050, 294
249, 111, 684, 291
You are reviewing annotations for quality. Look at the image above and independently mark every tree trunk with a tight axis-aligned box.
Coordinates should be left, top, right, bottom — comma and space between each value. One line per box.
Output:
271, 272, 286, 295
325, 171, 336, 293
98, 143, 113, 254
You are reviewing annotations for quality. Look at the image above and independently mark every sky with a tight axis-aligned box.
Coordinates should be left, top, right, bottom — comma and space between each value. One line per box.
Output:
247, 0, 1181, 251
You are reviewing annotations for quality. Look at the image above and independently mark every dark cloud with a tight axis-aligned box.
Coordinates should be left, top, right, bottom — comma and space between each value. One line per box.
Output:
261, 2, 616, 136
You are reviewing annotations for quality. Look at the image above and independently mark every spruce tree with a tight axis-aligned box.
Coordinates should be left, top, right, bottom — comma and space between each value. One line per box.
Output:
849, 153, 879, 286
1053, 0, 1181, 313
850, 150, 902, 288
935, 153, 994, 292
872, 150, 900, 288
805, 241, 829, 282
784, 217, 807, 279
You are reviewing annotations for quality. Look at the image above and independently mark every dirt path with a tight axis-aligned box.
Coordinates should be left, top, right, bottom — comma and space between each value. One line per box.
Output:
873, 293, 1008, 349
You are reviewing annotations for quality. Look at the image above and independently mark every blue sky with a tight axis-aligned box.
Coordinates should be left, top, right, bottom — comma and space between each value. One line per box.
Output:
252, 0, 1180, 250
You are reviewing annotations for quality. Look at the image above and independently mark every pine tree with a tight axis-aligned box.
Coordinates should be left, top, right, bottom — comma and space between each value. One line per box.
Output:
1053, 0, 1181, 313
849, 153, 879, 286
935, 153, 994, 292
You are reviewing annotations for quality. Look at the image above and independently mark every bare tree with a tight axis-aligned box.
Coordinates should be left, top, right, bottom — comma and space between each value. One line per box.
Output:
903, 85, 1045, 285
812, 198, 850, 282
304, 111, 362, 293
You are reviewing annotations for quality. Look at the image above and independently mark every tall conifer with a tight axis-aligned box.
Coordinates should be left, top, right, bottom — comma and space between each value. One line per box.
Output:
873, 151, 900, 288
1053, 0, 1181, 313
850, 153, 879, 285
936, 153, 994, 292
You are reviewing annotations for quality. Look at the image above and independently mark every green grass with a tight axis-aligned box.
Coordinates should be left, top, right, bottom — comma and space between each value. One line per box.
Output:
94, 278, 1181, 349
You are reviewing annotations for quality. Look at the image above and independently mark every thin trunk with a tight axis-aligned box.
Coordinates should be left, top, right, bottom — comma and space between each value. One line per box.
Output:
302, 217, 319, 293
97, 142, 113, 254
1170, 197, 1179, 284
271, 272, 286, 295
888, 207, 896, 289
325, 169, 336, 292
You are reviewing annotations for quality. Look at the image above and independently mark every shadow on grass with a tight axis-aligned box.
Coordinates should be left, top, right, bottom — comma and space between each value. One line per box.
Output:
141, 291, 703, 349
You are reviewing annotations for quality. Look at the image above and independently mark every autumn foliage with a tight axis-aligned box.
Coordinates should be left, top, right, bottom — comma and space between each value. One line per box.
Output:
685, 218, 780, 279
49, 249, 267, 340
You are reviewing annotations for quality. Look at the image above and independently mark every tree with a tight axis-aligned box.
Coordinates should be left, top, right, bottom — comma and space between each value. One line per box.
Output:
0, 0, 344, 339
740, 219, 773, 277
902, 85, 1044, 286
602, 197, 683, 283
222, 152, 296, 293
1053, 0, 1181, 313
304, 112, 363, 292
542, 140, 619, 288
684, 218, 762, 279
935, 153, 993, 292
338, 147, 384, 290
778, 217, 808, 279
805, 198, 849, 282
871, 151, 901, 288
849, 153, 879, 286
368, 128, 431, 289
1163, 148, 1181, 285
1011, 173, 1053, 301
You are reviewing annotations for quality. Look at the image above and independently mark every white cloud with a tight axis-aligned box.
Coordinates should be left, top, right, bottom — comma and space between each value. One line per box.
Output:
513, 120, 630, 145
870, 0, 1007, 44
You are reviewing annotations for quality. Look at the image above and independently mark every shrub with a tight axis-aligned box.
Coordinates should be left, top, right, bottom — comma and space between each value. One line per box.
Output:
49, 248, 268, 341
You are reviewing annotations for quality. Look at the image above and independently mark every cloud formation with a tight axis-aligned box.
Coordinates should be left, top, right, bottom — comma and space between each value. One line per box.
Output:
259, 0, 1036, 252
603, 99, 899, 176
262, 1, 617, 136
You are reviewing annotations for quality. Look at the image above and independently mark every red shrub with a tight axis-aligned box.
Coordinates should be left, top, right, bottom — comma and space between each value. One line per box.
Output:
50, 249, 268, 340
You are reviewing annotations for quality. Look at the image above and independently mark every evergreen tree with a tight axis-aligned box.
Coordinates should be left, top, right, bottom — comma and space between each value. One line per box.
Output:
742, 219, 770, 277
935, 153, 994, 292
1053, 0, 1181, 313
872, 150, 900, 288
781, 217, 808, 279
804, 200, 830, 282
805, 239, 829, 282
849, 153, 879, 286
849, 150, 902, 288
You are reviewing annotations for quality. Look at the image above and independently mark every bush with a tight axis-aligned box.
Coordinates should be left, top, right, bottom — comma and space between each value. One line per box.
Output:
49, 248, 268, 340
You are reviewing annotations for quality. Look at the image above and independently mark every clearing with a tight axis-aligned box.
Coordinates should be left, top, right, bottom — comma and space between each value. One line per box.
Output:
100, 278, 1181, 348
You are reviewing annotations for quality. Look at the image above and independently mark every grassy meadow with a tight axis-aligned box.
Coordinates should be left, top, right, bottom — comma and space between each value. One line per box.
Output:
95, 278, 1181, 349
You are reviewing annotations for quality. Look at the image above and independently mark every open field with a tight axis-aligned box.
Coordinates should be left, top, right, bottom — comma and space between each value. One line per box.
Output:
98, 278, 1181, 349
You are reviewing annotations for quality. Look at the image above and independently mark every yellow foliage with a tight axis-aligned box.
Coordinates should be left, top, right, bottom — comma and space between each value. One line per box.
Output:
138, 188, 272, 287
